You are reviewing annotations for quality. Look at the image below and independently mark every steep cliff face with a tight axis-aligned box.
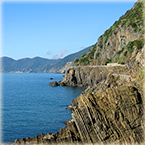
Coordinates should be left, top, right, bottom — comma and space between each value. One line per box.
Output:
14, 80, 144, 144
57, 62, 74, 73
62, 65, 130, 87
15, 66, 144, 144
74, 1, 144, 68
57, 1, 144, 89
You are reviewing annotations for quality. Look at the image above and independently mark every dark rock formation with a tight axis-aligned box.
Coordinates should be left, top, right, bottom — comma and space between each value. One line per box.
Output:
49, 81, 66, 87
14, 68, 144, 145
61, 65, 129, 87
58, 81, 66, 86
14, 84, 144, 145
49, 81, 59, 87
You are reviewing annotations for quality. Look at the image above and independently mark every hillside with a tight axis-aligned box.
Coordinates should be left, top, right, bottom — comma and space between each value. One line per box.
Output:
0, 57, 60, 73
43, 45, 92, 73
74, 1, 144, 70
0, 46, 91, 73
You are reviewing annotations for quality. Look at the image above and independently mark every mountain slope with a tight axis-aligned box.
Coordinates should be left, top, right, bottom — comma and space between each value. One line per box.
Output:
0, 57, 60, 73
43, 45, 92, 72
74, 1, 144, 71
0, 46, 92, 73
0, 57, 16, 72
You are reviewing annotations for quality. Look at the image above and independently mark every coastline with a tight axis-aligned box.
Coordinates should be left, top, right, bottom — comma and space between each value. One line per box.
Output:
2, 0, 145, 144
13, 64, 144, 144
2, 73, 85, 144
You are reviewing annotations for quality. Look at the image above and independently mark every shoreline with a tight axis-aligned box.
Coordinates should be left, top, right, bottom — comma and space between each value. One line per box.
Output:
13, 64, 144, 144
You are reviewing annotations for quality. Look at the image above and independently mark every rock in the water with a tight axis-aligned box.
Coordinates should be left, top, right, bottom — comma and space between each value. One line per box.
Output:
49, 81, 59, 86
58, 81, 66, 86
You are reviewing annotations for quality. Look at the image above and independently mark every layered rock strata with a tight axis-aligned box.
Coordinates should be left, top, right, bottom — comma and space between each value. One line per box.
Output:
14, 71, 144, 145
14, 87, 144, 144
61, 66, 129, 87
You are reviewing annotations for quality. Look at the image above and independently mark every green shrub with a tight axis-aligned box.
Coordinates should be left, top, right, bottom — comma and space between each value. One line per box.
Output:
126, 41, 135, 53
116, 47, 125, 55
79, 57, 90, 65
136, 39, 144, 49
124, 51, 128, 56
105, 58, 112, 65
78, 54, 85, 60
95, 53, 100, 59
74, 58, 79, 63
121, 20, 127, 27
88, 46, 96, 59
88, 90, 92, 95
136, 69, 144, 80
120, 61, 125, 65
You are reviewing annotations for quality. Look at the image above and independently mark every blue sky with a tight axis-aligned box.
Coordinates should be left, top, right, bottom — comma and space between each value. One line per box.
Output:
1, 0, 137, 60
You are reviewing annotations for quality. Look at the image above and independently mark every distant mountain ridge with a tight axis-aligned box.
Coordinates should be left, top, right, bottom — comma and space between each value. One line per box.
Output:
44, 45, 92, 72
0, 56, 60, 73
0, 46, 92, 73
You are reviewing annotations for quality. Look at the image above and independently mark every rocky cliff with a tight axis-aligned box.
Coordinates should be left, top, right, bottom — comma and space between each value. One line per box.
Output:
74, 1, 144, 68
14, 73, 144, 145
13, 1, 144, 145
57, 62, 74, 74
61, 65, 128, 87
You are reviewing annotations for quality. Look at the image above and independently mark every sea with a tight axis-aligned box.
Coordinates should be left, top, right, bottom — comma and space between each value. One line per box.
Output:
1, 73, 85, 144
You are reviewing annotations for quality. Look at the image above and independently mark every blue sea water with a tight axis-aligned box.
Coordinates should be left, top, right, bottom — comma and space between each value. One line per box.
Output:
1, 73, 85, 143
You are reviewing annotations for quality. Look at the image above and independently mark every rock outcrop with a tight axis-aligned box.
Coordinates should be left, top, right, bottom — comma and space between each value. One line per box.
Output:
74, 1, 144, 67
61, 65, 129, 87
49, 81, 66, 86
57, 62, 74, 73
14, 75, 144, 144
49, 81, 59, 87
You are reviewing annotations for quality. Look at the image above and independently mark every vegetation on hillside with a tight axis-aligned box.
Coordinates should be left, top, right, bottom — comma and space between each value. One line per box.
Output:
103, 1, 144, 43
74, 45, 96, 65
109, 38, 144, 65
74, 1, 144, 66
1, 46, 92, 73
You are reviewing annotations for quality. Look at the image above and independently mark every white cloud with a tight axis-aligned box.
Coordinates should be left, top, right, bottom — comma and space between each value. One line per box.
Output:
47, 51, 51, 55
53, 50, 67, 59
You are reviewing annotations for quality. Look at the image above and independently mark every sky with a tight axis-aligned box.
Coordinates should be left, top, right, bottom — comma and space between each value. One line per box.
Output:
1, 0, 137, 60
